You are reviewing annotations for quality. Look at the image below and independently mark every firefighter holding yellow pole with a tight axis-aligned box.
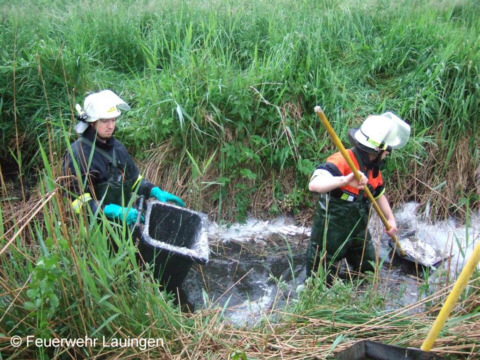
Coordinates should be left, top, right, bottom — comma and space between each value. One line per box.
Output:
307, 106, 410, 283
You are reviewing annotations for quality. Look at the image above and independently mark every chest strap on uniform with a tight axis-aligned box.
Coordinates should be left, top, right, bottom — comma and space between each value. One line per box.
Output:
79, 137, 119, 167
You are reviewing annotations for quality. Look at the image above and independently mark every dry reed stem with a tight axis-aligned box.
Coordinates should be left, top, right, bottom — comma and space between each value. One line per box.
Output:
153, 272, 479, 359
0, 190, 56, 256
164, 302, 479, 359
409, 134, 479, 221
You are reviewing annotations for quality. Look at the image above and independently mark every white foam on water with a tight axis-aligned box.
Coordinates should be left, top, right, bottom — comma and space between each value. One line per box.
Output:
207, 216, 311, 243
396, 238, 444, 267
207, 203, 478, 272
226, 285, 275, 327
391, 202, 479, 273
203, 203, 479, 326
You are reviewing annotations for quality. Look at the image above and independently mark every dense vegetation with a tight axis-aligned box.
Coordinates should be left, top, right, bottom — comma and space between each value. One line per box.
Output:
1, 0, 478, 221
0, 0, 479, 359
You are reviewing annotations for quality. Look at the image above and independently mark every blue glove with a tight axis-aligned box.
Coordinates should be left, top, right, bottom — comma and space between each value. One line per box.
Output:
150, 187, 185, 207
104, 204, 142, 226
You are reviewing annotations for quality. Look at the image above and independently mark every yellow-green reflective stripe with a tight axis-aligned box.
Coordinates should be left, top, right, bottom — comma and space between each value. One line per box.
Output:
367, 138, 388, 150
71, 193, 92, 214
374, 188, 385, 200
72, 199, 82, 213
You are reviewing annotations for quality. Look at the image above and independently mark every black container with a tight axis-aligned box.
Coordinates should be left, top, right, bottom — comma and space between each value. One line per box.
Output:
137, 200, 209, 292
335, 340, 443, 360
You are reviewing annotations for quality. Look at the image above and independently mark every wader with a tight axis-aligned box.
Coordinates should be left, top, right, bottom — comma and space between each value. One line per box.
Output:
306, 149, 377, 279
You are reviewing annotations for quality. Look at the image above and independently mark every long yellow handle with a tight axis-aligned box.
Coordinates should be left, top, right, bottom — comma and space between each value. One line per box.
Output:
421, 242, 480, 351
314, 106, 406, 256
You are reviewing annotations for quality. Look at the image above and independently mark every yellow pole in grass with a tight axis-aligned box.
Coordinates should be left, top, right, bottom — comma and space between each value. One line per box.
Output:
314, 106, 406, 256
421, 242, 480, 351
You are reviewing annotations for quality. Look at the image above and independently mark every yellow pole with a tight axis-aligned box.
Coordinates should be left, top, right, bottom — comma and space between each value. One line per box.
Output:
314, 106, 406, 256
421, 242, 480, 351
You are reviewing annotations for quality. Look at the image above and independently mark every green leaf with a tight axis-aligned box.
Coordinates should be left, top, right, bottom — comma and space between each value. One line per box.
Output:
239, 168, 257, 180
90, 313, 121, 337
23, 301, 36, 311
231, 351, 247, 360
27, 289, 40, 299
329, 334, 344, 351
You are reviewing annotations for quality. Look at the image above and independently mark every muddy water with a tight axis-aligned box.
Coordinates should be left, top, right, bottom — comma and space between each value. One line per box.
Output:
183, 202, 479, 326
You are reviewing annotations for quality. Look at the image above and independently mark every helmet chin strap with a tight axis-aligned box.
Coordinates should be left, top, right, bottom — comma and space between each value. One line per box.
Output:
371, 150, 390, 177
357, 147, 386, 178
373, 150, 385, 164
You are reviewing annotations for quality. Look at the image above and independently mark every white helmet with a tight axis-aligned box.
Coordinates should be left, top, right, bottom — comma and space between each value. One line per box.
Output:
74, 90, 130, 134
83, 89, 130, 122
349, 112, 410, 153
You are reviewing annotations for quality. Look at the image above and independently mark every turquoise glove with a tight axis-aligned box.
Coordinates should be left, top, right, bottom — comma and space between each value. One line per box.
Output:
104, 204, 141, 226
150, 187, 185, 207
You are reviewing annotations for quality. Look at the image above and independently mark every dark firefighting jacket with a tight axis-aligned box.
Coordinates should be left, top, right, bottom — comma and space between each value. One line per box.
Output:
63, 126, 154, 214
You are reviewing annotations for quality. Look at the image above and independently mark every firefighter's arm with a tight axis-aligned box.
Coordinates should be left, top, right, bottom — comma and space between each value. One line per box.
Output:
376, 194, 398, 237
309, 169, 368, 194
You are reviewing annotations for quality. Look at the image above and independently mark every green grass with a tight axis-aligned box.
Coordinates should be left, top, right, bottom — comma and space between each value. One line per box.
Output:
0, 156, 186, 359
0, 0, 479, 220
0, 0, 479, 358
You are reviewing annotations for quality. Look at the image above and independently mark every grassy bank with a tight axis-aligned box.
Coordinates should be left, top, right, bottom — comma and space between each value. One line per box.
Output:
1, 0, 479, 221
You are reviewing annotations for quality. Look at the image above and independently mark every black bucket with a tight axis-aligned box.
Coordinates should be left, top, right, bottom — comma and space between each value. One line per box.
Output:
137, 200, 209, 292
335, 340, 443, 360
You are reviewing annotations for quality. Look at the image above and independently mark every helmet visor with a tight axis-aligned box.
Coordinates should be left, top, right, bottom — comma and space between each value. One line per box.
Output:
381, 112, 410, 149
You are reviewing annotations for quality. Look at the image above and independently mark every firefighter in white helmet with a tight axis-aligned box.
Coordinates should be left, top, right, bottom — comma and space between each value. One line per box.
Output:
63, 90, 185, 224
306, 112, 410, 283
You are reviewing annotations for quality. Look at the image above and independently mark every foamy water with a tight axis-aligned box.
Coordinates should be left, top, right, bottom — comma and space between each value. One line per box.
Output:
207, 216, 311, 242
198, 202, 479, 326
392, 202, 479, 274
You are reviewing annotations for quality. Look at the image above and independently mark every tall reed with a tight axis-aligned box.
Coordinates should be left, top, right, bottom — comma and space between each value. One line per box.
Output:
1, 0, 478, 221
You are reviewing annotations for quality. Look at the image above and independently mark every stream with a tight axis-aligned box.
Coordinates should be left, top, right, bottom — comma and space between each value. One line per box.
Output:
182, 202, 479, 327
